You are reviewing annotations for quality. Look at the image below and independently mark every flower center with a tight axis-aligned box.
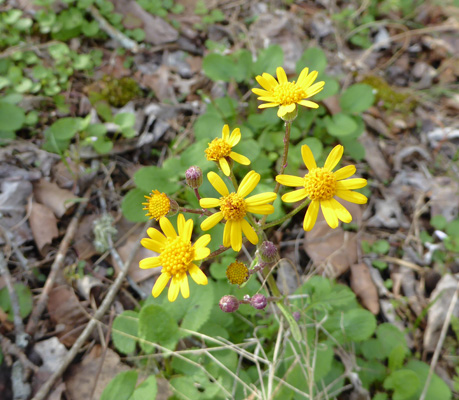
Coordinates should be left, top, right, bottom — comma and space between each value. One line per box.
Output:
273, 82, 305, 105
143, 191, 170, 220
205, 138, 232, 161
159, 237, 194, 277
226, 261, 249, 285
220, 193, 247, 221
304, 168, 337, 201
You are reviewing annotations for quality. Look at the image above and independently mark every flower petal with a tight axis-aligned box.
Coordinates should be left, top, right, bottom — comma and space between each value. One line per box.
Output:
300, 70, 318, 90
201, 212, 224, 231
238, 170, 260, 198
301, 145, 317, 171
177, 214, 185, 236
278, 104, 295, 117
303, 200, 319, 231
219, 157, 230, 176
223, 221, 231, 247
152, 272, 170, 297
246, 204, 274, 214
334, 165, 356, 181
256, 74, 276, 90
321, 200, 339, 229
281, 188, 308, 203
305, 81, 325, 97
336, 178, 367, 190
200, 198, 221, 208
146, 228, 166, 244
193, 234, 211, 249
179, 274, 190, 299
140, 238, 163, 253
329, 198, 352, 223
222, 124, 230, 141
230, 152, 250, 165
139, 257, 161, 269
262, 72, 279, 88
259, 103, 279, 109
297, 67, 309, 86
241, 219, 258, 245
159, 217, 177, 238
335, 190, 368, 204
182, 218, 193, 243
228, 128, 241, 146
298, 100, 319, 109
207, 171, 229, 196
245, 192, 277, 206
188, 263, 208, 285
276, 67, 288, 84
276, 174, 305, 187
168, 276, 180, 302
324, 145, 343, 171
231, 220, 242, 252
252, 88, 271, 96
195, 247, 210, 260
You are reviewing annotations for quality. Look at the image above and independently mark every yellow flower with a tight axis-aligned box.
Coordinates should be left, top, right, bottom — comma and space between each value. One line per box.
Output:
252, 67, 325, 119
205, 124, 250, 176
200, 171, 276, 252
276, 145, 367, 231
226, 261, 249, 285
142, 190, 170, 220
139, 214, 210, 302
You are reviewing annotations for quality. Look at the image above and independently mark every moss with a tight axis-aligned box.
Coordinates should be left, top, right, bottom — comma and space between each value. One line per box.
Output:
361, 75, 416, 114
88, 76, 140, 108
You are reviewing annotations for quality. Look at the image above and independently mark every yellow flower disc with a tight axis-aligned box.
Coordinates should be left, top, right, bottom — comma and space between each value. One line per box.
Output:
304, 168, 337, 201
205, 138, 232, 161
226, 261, 249, 285
273, 82, 305, 105
220, 193, 247, 221
159, 237, 195, 276
143, 190, 171, 220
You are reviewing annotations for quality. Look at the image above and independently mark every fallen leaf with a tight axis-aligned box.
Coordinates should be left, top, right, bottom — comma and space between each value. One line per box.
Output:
73, 214, 98, 260
350, 263, 380, 314
360, 131, 391, 182
276, 259, 301, 295
34, 179, 80, 218
28, 201, 59, 256
34, 337, 68, 373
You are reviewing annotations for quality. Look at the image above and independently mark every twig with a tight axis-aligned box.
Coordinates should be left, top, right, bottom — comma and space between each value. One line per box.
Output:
419, 279, 459, 400
26, 188, 92, 336
0, 332, 39, 373
31, 220, 151, 400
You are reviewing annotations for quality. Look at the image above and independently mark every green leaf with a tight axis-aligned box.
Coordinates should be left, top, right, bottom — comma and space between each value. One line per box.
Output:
233, 49, 253, 82
277, 303, 301, 341
313, 76, 339, 101
357, 358, 387, 388
446, 220, 459, 237
361, 338, 389, 361
193, 114, 225, 141
202, 54, 237, 82
296, 47, 328, 76
384, 369, 419, 400
372, 239, 391, 254
138, 304, 179, 352
339, 308, 376, 342
376, 323, 408, 359
430, 214, 447, 230
180, 281, 214, 332
0, 102, 25, 132
170, 376, 220, 400
121, 189, 149, 223
129, 376, 157, 400
0, 283, 33, 320
92, 138, 113, 154
388, 344, 407, 371
112, 311, 139, 355
114, 112, 136, 129
253, 45, 284, 76
340, 84, 375, 114
324, 113, 358, 137
48, 117, 82, 140
100, 371, 138, 400
404, 360, 452, 400
341, 138, 365, 161
133, 166, 181, 195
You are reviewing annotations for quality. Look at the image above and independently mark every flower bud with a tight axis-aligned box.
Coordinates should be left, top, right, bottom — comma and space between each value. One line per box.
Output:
251, 294, 267, 310
185, 166, 203, 189
280, 105, 298, 122
293, 311, 300, 322
219, 295, 239, 313
258, 241, 279, 263
167, 198, 179, 217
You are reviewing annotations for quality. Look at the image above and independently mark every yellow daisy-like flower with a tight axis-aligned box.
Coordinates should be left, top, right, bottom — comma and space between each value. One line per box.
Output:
139, 214, 210, 302
205, 124, 250, 176
200, 171, 277, 252
252, 67, 325, 119
142, 190, 170, 220
276, 145, 367, 231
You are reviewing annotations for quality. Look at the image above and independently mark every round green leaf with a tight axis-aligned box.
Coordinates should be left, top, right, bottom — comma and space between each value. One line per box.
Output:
296, 47, 328, 76
100, 371, 138, 400
383, 369, 419, 400
121, 188, 149, 223
405, 360, 452, 400
0, 283, 33, 320
340, 84, 375, 114
324, 113, 358, 137
342, 308, 376, 341
0, 102, 25, 132
130, 376, 157, 400
203, 54, 237, 82
253, 45, 284, 76
48, 117, 82, 140
112, 310, 139, 354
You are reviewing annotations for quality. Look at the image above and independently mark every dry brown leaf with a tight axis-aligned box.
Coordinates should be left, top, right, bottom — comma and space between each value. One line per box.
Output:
360, 132, 391, 182
34, 179, 79, 218
73, 214, 98, 260
350, 263, 380, 314
29, 201, 59, 256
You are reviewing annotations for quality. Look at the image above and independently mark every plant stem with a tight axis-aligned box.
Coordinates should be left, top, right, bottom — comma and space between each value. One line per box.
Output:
179, 207, 212, 216
262, 198, 310, 230
193, 188, 201, 201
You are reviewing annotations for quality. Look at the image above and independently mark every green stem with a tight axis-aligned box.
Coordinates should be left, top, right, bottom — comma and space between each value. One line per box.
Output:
179, 207, 212, 216
262, 198, 310, 230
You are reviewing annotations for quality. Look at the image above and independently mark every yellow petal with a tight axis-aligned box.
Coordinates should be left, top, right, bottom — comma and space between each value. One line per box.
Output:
336, 178, 367, 190
179, 274, 190, 299
259, 103, 280, 109
146, 228, 166, 244
177, 214, 185, 236
188, 263, 208, 285
256, 74, 276, 90
208, 171, 229, 196
324, 145, 343, 171
182, 218, 193, 243
303, 200, 319, 231
195, 247, 210, 260
334, 165, 356, 181
201, 212, 224, 231
230, 151, 250, 165
298, 100, 319, 109
159, 217, 177, 238
305, 81, 325, 97
262, 72, 279, 88
256, 96, 278, 101
193, 234, 211, 249
168, 276, 180, 302
329, 198, 352, 223
246, 204, 274, 214
152, 272, 170, 297
278, 104, 295, 118
223, 221, 231, 247
297, 67, 309, 86
219, 157, 230, 176
276, 67, 288, 84
238, 170, 260, 198
335, 190, 368, 204
252, 88, 270, 96
228, 128, 241, 146
139, 257, 161, 269
222, 124, 230, 141
241, 219, 258, 245
321, 200, 339, 229
231, 220, 242, 252
245, 192, 277, 206
301, 70, 318, 89
276, 174, 305, 187
140, 238, 163, 253
200, 198, 221, 208
281, 189, 308, 203
301, 145, 317, 171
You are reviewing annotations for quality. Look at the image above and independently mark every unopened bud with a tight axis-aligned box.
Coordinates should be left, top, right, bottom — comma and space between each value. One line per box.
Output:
167, 198, 179, 217
258, 241, 279, 263
251, 294, 267, 310
280, 105, 298, 123
219, 295, 239, 313
293, 311, 300, 322
185, 166, 203, 189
